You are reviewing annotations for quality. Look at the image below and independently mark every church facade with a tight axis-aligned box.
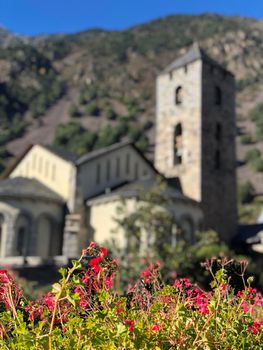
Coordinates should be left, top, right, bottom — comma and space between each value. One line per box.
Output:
0, 44, 237, 264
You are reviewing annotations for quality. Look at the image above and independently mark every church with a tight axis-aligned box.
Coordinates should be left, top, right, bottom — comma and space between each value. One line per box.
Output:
0, 44, 237, 264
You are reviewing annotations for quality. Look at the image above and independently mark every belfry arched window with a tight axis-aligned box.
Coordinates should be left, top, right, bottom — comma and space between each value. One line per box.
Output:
175, 86, 183, 105
174, 123, 183, 165
215, 86, 222, 106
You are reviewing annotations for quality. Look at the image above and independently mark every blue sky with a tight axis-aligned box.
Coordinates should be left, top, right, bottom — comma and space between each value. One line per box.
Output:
1, 0, 263, 35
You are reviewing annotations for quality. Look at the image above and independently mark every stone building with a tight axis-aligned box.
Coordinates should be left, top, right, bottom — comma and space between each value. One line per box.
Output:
0, 44, 237, 263
155, 43, 237, 242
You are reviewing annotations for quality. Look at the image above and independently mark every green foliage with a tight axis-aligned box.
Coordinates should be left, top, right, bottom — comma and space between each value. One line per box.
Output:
53, 122, 97, 155
240, 134, 253, 144
0, 247, 262, 349
0, 45, 65, 121
245, 148, 263, 172
238, 181, 255, 204
68, 104, 80, 118
85, 102, 101, 116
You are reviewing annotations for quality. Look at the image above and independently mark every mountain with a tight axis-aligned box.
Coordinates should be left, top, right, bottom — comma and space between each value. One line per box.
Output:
1, 13, 263, 208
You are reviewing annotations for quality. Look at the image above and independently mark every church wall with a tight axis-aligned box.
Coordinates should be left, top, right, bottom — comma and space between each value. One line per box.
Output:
9, 145, 77, 212
0, 198, 64, 257
155, 60, 203, 202
88, 197, 203, 250
77, 145, 155, 201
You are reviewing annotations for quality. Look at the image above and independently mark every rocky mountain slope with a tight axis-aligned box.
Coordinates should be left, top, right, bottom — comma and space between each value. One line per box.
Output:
1, 13, 263, 200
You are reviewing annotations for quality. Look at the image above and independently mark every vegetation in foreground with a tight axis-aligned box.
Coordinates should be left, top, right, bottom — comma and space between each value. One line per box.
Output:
0, 242, 262, 349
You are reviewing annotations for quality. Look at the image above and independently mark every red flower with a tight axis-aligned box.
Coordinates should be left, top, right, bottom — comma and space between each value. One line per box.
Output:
151, 324, 161, 332
89, 257, 102, 267
100, 247, 108, 258
125, 319, 135, 332
117, 308, 124, 314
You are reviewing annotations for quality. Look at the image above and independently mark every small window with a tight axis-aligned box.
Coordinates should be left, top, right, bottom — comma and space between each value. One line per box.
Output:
169, 72, 173, 80
32, 154, 36, 170
52, 164, 56, 181
45, 160, 49, 177
96, 163, 101, 185
184, 65, 188, 74
106, 159, 111, 182
126, 153, 130, 174
175, 86, 183, 105
38, 157, 43, 173
116, 157, 120, 178
215, 150, 221, 170
134, 162, 139, 179
174, 123, 183, 165
215, 123, 222, 141
215, 86, 222, 106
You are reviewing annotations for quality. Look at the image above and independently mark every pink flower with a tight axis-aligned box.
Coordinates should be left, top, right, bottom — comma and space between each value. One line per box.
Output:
105, 276, 113, 289
248, 320, 263, 334
42, 293, 55, 312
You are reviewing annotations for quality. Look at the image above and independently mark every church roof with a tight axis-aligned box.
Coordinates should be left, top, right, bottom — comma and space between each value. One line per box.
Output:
0, 177, 64, 203
86, 177, 198, 206
161, 43, 233, 76
43, 145, 78, 163
76, 141, 132, 166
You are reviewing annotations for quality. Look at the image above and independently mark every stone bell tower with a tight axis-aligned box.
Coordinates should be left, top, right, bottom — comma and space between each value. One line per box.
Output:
154, 43, 237, 242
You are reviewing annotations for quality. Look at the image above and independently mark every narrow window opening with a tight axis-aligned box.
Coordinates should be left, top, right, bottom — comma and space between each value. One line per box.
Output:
52, 164, 56, 181
184, 65, 188, 74
169, 72, 173, 80
96, 163, 101, 185
32, 154, 36, 170
215, 86, 222, 106
174, 123, 183, 165
215, 150, 221, 170
134, 162, 139, 179
175, 86, 183, 105
215, 123, 222, 141
116, 157, 120, 178
45, 160, 49, 177
106, 159, 111, 182
126, 153, 130, 174
38, 157, 43, 173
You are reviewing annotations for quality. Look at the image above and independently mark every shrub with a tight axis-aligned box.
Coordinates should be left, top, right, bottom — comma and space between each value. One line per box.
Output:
0, 243, 262, 349
252, 157, 263, 172
85, 102, 100, 116
238, 181, 255, 204
240, 134, 253, 144
68, 104, 80, 118
245, 148, 261, 163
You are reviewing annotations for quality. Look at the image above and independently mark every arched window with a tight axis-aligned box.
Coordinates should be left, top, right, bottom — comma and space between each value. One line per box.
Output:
215, 86, 222, 106
15, 214, 31, 257
17, 227, 27, 256
175, 86, 183, 105
174, 123, 183, 165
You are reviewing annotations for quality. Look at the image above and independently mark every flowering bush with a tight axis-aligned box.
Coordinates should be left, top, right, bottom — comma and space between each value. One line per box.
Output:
0, 243, 262, 349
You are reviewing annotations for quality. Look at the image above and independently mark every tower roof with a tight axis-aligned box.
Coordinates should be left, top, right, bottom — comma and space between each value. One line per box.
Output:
161, 43, 233, 76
